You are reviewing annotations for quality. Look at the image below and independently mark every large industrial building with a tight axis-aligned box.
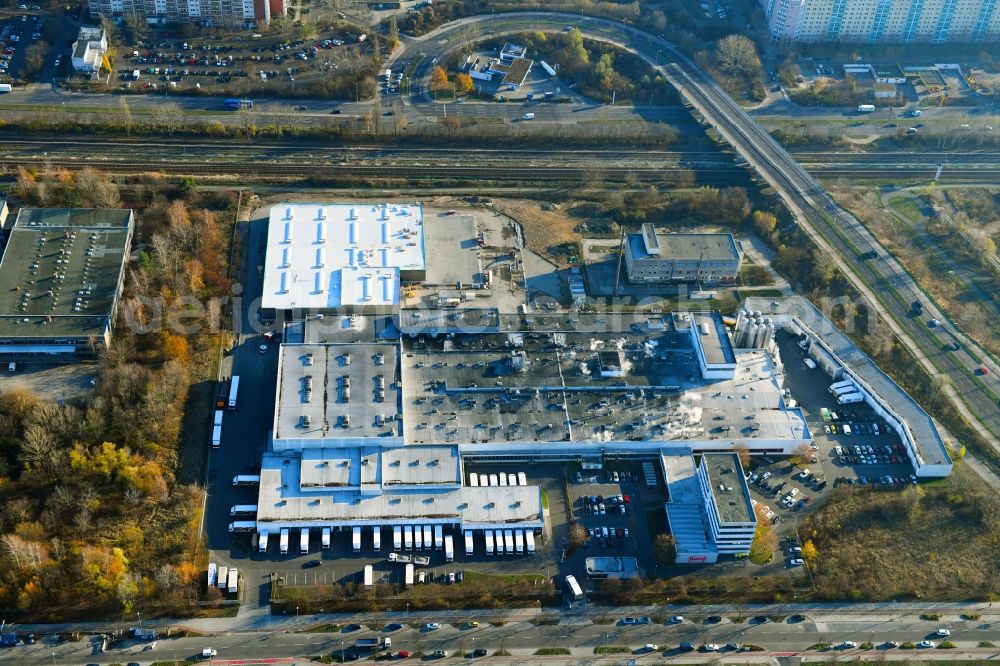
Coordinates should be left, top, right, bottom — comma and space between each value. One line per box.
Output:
763, 0, 1000, 42
261, 203, 426, 317
233, 203, 951, 569
740, 297, 952, 477
0, 207, 134, 356
624, 225, 742, 286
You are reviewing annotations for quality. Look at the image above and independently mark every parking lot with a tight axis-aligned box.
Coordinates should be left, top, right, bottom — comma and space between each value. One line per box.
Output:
739, 331, 922, 568
108, 27, 374, 98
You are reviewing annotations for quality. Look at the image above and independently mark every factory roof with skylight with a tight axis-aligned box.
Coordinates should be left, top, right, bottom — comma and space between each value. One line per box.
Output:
261, 203, 426, 311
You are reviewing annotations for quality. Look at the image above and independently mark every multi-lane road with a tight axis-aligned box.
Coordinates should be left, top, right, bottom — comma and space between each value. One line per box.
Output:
5, 606, 1000, 664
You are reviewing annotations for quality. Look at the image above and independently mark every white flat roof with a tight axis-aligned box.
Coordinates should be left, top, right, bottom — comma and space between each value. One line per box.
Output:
255, 451, 542, 529
262, 203, 425, 310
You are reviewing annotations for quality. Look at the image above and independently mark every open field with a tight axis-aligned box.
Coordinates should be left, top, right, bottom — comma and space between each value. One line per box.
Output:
803, 463, 1000, 601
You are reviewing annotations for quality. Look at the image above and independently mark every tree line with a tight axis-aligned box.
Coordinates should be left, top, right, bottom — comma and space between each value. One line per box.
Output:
0, 170, 235, 619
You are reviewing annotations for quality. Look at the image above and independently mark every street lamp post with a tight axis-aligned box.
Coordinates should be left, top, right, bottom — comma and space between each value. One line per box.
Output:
340, 639, 344, 662
136, 611, 142, 630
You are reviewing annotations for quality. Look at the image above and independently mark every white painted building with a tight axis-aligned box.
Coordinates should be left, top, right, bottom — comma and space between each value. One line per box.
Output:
763, 0, 1000, 43
261, 203, 426, 314
71, 27, 107, 73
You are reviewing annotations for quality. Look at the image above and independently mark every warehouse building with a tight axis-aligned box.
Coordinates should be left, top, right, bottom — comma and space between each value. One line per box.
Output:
0, 208, 134, 356
261, 203, 426, 317
742, 296, 952, 477
624, 225, 742, 285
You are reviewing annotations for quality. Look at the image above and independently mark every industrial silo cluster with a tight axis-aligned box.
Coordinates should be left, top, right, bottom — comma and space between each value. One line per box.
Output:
733, 309, 775, 350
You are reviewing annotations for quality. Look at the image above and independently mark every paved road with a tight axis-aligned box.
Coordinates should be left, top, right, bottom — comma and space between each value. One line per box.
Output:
4, 609, 1000, 665
203, 207, 280, 607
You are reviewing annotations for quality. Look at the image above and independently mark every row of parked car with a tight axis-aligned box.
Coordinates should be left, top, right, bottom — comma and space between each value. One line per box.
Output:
582, 493, 632, 516
836, 443, 907, 466
587, 525, 630, 548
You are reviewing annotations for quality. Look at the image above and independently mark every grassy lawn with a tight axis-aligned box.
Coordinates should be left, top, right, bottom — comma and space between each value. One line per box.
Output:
463, 571, 548, 586
802, 464, 1000, 601
887, 195, 924, 224
749, 537, 773, 565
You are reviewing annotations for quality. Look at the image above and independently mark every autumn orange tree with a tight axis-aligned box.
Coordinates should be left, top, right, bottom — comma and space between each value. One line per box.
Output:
455, 72, 474, 95
429, 66, 449, 90
0, 169, 231, 620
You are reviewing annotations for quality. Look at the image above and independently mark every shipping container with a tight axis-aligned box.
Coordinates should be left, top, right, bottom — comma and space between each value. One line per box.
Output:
503, 529, 514, 554
393, 525, 402, 550
434, 525, 443, 550
372, 526, 381, 552
229, 504, 257, 516
507, 473, 516, 486
404, 563, 414, 587
228, 520, 256, 532
279, 528, 289, 554
211, 425, 222, 449
485, 530, 495, 555
352, 526, 361, 553
423, 525, 432, 550
469, 472, 479, 487
232, 474, 259, 486
414, 525, 423, 550
515, 529, 524, 554
444, 534, 454, 562
464, 529, 474, 555
489, 474, 498, 486
404, 525, 413, 550
517, 472, 527, 486
363, 564, 373, 589
525, 530, 536, 553
227, 567, 239, 594
218, 565, 228, 588
300, 528, 310, 554
207, 562, 217, 587
321, 527, 331, 549
837, 391, 864, 404
227, 375, 240, 409
258, 531, 269, 552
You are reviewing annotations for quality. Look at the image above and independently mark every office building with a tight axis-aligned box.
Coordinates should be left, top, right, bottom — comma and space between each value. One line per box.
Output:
624, 225, 742, 285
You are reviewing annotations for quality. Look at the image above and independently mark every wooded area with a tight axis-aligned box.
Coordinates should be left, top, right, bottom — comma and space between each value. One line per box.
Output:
0, 169, 235, 619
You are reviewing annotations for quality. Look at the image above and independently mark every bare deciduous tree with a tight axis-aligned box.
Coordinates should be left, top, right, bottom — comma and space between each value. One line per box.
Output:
715, 34, 760, 79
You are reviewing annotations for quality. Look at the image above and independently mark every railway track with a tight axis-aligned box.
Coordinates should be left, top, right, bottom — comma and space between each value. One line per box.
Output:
3, 156, 998, 182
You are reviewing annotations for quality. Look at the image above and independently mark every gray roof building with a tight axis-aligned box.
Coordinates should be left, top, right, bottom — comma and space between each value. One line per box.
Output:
0, 208, 134, 355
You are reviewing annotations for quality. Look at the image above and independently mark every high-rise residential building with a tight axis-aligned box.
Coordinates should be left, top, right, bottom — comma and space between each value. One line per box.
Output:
763, 0, 1000, 42
88, 0, 285, 27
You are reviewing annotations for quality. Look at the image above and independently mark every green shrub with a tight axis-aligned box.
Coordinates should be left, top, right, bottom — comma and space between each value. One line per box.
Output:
900, 641, 916, 649
535, 648, 570, 655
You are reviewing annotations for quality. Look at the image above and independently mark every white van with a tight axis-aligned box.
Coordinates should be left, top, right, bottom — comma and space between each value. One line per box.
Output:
521, 112, 535, 120
7, 362, 15, 373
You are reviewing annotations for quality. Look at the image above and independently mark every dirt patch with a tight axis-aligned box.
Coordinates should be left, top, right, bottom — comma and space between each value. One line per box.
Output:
490, 199, 583, 267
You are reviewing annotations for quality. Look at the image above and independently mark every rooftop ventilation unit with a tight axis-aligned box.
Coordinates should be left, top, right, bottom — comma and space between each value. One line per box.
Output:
316, 220, 326, 244
283, 220, 294, 244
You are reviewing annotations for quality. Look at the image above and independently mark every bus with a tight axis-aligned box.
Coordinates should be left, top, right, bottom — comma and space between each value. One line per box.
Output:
224, 98, 254, 110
